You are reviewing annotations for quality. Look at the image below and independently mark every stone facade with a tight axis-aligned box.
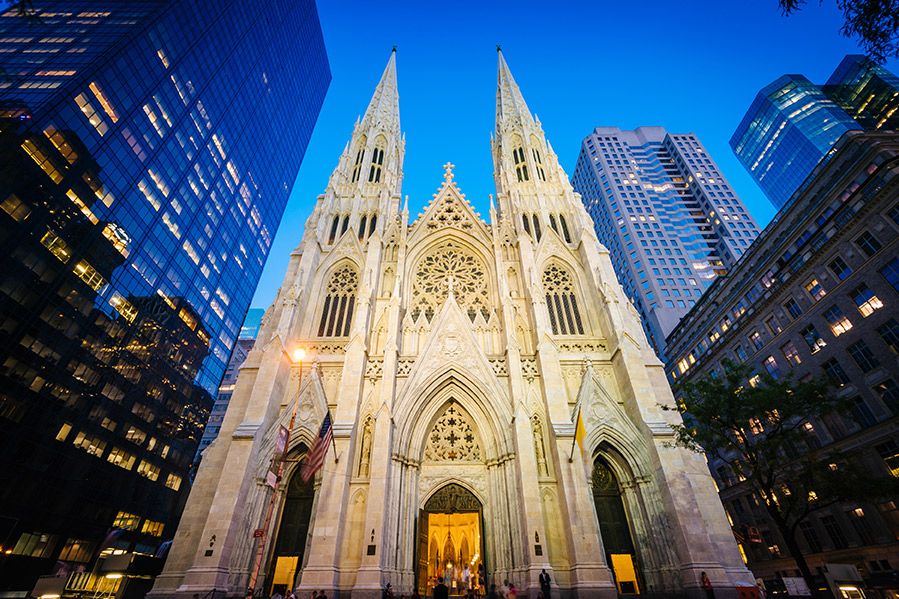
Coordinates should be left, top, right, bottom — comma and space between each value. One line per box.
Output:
149, 50, 752, 599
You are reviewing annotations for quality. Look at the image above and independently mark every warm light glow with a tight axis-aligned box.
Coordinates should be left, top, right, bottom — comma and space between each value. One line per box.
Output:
291, 348, 306, 363
105, 574, 123, 579
39, 594, 61, 599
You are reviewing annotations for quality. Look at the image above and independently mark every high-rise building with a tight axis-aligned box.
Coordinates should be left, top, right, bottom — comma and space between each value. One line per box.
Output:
196, 308, 265, 458
571, 126, 760, 358
150, 50, 752, 599
0, 1, 329, 594
731, 55, 899, 209
666, 130, 899, 589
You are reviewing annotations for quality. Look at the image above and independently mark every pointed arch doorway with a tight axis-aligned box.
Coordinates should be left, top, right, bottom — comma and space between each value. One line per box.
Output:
267, 459, 315, 594
592, 457, 641, 595
416, 484, 486, 597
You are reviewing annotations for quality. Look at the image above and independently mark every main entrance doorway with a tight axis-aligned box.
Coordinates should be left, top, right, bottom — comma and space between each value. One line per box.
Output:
267, 460, 315, 594
592, 457, 641, 595
416, 484, 485, 597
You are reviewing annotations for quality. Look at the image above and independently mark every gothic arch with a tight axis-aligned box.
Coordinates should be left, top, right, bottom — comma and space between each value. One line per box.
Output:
419, 477, 487, 512
395, 368, 513, 463
541, 260, 588, 336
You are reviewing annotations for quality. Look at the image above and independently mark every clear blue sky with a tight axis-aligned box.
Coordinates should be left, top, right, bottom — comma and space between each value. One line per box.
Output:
251, 0, 899, 308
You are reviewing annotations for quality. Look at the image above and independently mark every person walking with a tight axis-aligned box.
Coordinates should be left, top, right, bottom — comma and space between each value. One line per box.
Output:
539, 569, 551, 599
701, 572, 714, 599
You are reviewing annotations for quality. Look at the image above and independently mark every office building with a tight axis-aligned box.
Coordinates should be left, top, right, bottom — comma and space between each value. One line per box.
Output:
572, 126, 760, 358
731, 55, 899, 209
196, 308, 264, 458
667, 131, 899, 590
0, 1, 329, 594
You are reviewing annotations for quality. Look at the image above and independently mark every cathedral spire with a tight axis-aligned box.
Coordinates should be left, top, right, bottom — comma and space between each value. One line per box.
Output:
496, 48, 534, 131
361, 47, 400, 135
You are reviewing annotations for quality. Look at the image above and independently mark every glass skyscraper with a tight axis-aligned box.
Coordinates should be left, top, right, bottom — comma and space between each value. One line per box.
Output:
731, 55, 899, 210
572, 127, 760, 358
0, 1, 329, 594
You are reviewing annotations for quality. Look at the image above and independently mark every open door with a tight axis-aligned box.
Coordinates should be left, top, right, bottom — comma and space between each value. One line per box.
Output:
416, 509, 429, 595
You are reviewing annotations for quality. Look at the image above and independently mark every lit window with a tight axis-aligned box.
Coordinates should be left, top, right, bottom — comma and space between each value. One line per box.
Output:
56, 423, 72, 442
74, 93, 108, 135
823, 305, 853, 336
141, 519, 164, 537
43, 126, 78, 164
40, 230, 71, 263
109, 293, 137, 323
804, 278, 826, 301
112, 511, 140, 531
88, 82, 118, 122
73, 260, 106, 291
136, 460, 160, 481
21, 139, 62, 183
65, 189, 98, 223
1, 194, 31, 222
781, 341, 801, 366
800, 324, 827, 353
763, 355, 780, 378
106, 447, 136, 470
72, 432, 106, 457
165, 473, 182, 491
851, 284, 882, 317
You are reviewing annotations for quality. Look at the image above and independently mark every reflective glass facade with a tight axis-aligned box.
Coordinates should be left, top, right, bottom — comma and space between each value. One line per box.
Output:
0, 0, 328, 592
731, 56, 899, 210
572, 127, 759, 358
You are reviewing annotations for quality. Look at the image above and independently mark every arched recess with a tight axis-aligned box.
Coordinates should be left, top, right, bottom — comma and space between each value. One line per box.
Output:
314, 260, 360, 338
267, 443, 314, 594
591, 452, 641, 595
541, 260, 588, 336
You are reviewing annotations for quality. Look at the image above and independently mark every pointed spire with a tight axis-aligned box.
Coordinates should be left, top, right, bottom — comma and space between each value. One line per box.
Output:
361, 48, 400, 133
496, 48, 533, 130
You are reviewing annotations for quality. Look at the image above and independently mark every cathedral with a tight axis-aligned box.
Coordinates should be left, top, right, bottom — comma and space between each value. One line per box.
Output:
150, 50, 752, 599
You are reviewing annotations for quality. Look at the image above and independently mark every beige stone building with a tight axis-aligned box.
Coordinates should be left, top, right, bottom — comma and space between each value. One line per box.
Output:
149, 50, 752, 599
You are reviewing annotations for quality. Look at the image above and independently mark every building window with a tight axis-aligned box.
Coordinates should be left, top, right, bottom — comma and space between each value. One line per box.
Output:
735, 345, 749, 361
823, 305, 853, 336
847, 340, 879, 372
543, 264, 584, 335
878, 318, 899, 354
136, 460, 160, 481
521, 213, 531, 235
766, 315, 783, 335
763, 355, 780, 378
12, 532, 58, 558
112, 511, 141, 531
532, 148, 546, 181
72, 432, 106, 457
876, 442, 899, 477
855, 231, 882, 257
21, 139, 63, 183
874, 378, 899, 413
513, 146, 529, 182
1, 193, 31, 222
784, 298, 802, 319
106, 447, 136, 470
141, 519, 165, 537
58, 538, 93, 562
799, 521, 822, 553
828, 256, 852, 281
559, 214, 571, 243
881, 257, 899, 291
318, 265, 358, 337
820, 515, 848, 549
851, 284, 883, 317
850, 396, 877, 427
848, 508, 875, 544
749, 331, 764, 350
781, 341, 801, 366
805, 278, 826, 301
822, 358, 850, 386
368, 143, 385, 183
800, 324, 827, 353
351, 142, 365, 183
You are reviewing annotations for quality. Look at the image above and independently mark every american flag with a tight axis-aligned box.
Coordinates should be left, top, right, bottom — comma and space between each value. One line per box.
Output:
300, 412, 333, 482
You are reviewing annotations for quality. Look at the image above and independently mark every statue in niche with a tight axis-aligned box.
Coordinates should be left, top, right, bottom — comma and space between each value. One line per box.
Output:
381, 267, 395, 298
358, 417, 373, 477
532, 415, 549, 476
507, 267, 520, 297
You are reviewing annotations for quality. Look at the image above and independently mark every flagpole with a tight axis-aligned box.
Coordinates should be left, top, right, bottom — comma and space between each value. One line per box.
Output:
568, 405, 580, 463
329, 409, 339, 463
246, 348, 305, 599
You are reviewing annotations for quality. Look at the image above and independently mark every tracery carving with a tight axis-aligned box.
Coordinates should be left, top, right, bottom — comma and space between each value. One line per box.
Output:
411, 242, 490, 322
424, 483, 481, 513
426, 194, 475, 232
424, 403, 482, 462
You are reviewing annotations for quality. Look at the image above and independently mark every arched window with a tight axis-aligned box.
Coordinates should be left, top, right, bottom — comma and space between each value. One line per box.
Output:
318, 265, 358, 337
513, 146, 529, 182
340, 215, 349, 236
532, 214, 542, 242
328, 215, 340, 244
543, 264, 584, 335
521, 214, 531, 235
559, 214, 572, 243
368, 143, 385, 183
549, 214, 558, 233
368, 214, 377, 237
532, 148, 546, 181
351, 146, 365, 183
358, 215, 368, 240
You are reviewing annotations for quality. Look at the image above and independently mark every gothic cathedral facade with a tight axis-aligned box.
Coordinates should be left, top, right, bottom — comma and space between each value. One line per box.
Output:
150, 51, 752, 599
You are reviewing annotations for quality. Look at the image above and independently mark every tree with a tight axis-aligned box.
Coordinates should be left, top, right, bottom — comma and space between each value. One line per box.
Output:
666, 360, 899, 594
779, 0, 899, 63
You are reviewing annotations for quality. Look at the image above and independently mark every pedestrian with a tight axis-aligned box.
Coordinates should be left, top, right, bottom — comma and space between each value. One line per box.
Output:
286, 591, 296, 599
539, 569, 551, 599
271, 588, 284, 599
701, 572, 713, 599
383, 583, 394, 599
434, 577, 449, 599
463, 564, 471, 591
501, 579, 510, 599
507, 582, 517, 599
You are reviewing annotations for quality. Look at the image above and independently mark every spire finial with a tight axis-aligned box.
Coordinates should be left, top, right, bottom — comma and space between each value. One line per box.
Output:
392, 45, 397, 53
442, 162, 455, 183
496, 44, 502, 53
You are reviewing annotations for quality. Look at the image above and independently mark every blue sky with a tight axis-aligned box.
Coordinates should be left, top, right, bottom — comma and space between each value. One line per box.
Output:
250, 0, 899, 308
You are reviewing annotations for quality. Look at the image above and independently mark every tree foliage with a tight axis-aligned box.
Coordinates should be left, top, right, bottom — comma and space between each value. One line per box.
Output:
666, 360, 899, 586
780, 0, 899, 63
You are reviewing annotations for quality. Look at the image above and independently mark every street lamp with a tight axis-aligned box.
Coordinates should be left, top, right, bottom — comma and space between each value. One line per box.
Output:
246, 346, 305, 599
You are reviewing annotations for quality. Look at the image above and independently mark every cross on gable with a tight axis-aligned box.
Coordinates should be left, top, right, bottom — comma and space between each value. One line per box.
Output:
443, 162, 455, 182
